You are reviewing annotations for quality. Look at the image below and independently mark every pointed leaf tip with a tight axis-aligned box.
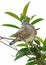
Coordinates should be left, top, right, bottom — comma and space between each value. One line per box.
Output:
5, 12, 20, 21
36, 36, 43, 43
31, 18, 44, 25
22, 2, 30, 17
14, 48, 30, 61
36, 28, 40, 30
30, 15, 36, 20
2, 24, 20, 29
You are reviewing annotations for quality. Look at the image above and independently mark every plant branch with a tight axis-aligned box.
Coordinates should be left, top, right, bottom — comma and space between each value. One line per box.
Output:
0, 40, 32, 59
0, 36, 15, 40
0, 41, 18, 51
0, 36, 44, 65
28, 41, 44, 65
34, 45, 44, 65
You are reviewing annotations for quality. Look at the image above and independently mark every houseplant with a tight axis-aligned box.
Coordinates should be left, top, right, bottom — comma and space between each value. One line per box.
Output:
0, 2, 46, 65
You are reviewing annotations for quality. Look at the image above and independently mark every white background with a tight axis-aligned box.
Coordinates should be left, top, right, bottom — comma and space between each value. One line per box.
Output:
0, 0, 46, 65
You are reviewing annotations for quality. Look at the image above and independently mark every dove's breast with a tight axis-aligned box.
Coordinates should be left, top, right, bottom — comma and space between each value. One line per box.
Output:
24, 24, 37, 42
25, 24, 37, 35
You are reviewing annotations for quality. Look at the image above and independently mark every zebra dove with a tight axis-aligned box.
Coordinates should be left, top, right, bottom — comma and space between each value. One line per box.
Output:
9, 19, 37, 45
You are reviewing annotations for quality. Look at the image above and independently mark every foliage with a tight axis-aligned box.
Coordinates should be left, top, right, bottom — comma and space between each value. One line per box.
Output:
31, 18, 43, 25
5, 12, 20, 21
2, 2, 43, 28
2, 1, 46, 65
2, 24, 20, 29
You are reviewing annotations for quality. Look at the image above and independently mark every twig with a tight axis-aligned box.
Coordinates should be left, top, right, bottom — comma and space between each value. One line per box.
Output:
0, 36, 44, 65
0, 41, 34, 59
32, 44, 44, 65
0, 41, 18, 51
29, 43, 44, 65
0, 36, 15, 40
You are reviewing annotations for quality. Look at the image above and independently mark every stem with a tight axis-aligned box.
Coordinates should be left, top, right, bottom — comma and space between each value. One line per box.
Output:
26, 42, 34, 55
0, 36, 44, 65
29, 42, 44, 65
0, 41, 32, 59
0, 41, 18, 51
40, 55, 44, 65
33, 44, 41, 54
34, 45, 44, 65
0, 36, 15, 40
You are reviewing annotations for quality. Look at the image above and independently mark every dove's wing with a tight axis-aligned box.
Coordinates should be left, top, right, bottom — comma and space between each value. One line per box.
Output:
10, 24, 37, 44
14, 26, 30, 41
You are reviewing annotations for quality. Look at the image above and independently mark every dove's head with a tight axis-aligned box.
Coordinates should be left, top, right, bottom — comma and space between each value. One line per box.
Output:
22, 19, 29, 25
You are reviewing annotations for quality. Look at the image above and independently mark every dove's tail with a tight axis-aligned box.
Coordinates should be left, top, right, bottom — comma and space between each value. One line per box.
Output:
9, 39, 18, 45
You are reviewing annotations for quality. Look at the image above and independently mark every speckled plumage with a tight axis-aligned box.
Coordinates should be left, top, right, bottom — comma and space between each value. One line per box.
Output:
9, 20, 37, 45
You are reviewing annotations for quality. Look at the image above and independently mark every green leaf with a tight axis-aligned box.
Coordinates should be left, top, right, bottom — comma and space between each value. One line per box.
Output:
15, 47, 41, 61
26, 61, 35, 65
42, 39, 46, 51
5, 12, 20, 20
17, 43, 28, 47
20, 15, 30, 22
31, 46, 41, 59
36, 28, 40, 30
36, 59, 41, 65
43, 39, 46, 46
14, 48, 30, 61
31, 18, 44, 25
2, 24, 20, 29
30, 15, 36, 20
36, 36, 43, 43
22, 2, 30, 17
34, 39, 40, 45
44, 62, 46, 65
20, 15, 25, 21
40, 46, 46, 51
26, 16, 30, 22
27, 57, 36, 62
27, 57, 44, 65
31, 46, 38, 53
43, 54, 46, 59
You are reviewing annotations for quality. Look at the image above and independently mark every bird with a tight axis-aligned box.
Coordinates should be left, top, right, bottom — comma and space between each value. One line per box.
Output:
9, 19, 37, 45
